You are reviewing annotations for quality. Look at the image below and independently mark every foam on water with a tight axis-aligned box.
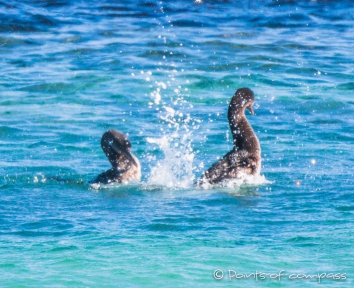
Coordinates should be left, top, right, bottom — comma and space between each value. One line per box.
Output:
197, 172, 271, 190
89, 181, 141, 192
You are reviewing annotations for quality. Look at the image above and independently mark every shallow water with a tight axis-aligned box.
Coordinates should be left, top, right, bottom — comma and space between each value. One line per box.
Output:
1, 0, 354, 287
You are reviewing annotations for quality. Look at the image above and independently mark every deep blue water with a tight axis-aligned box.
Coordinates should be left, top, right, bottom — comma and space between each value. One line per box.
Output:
1, 0, 354, 287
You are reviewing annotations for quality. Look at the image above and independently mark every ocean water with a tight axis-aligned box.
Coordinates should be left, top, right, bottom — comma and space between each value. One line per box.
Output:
1, 0, 354, 286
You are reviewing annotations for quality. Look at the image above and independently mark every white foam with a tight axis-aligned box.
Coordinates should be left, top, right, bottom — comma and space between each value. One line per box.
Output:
197, 173, 270, 190
90, 179, 140, 191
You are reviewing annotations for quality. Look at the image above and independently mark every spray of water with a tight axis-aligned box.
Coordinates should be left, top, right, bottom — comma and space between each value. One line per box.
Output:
146, 103, 197, 188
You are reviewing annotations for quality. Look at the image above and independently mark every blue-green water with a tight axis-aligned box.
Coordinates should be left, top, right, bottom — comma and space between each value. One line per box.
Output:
1, 0, 354, 287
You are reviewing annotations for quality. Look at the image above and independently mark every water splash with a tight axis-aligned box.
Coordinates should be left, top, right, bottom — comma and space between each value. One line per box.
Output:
146, 80, 199, 188
147, 134, 195, 188
146, 107, 197, 188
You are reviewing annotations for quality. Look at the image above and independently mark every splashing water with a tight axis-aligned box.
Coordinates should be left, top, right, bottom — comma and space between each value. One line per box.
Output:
146, 111, 196, 188
144, 78, 199, 188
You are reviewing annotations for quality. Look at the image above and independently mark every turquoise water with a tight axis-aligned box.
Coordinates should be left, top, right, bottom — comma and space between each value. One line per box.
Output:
1, 0, 354, 286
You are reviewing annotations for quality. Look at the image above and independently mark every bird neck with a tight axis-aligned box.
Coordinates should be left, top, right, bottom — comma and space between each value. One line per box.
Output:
228, 108, 257, 151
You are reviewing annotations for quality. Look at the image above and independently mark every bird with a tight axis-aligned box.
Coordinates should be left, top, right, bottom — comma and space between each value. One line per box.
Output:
197, 87, 261, 186
91, 130, 141, 184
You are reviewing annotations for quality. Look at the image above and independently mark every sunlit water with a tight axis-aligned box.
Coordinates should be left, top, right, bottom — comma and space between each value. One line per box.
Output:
1, 0, 354, 287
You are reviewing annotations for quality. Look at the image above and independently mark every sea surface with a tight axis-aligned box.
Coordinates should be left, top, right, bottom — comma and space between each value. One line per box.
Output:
1, 0, 354, 287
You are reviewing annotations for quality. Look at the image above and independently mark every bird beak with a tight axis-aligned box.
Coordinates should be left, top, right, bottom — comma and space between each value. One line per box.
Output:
248, 105, 255, 115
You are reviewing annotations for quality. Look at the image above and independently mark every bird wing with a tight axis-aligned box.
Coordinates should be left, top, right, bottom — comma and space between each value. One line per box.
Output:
197, 149, 256, 185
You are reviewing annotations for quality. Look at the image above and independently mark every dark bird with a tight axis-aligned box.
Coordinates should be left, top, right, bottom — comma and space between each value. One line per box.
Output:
92, 130, 141, 184
197, 88, 261, 186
